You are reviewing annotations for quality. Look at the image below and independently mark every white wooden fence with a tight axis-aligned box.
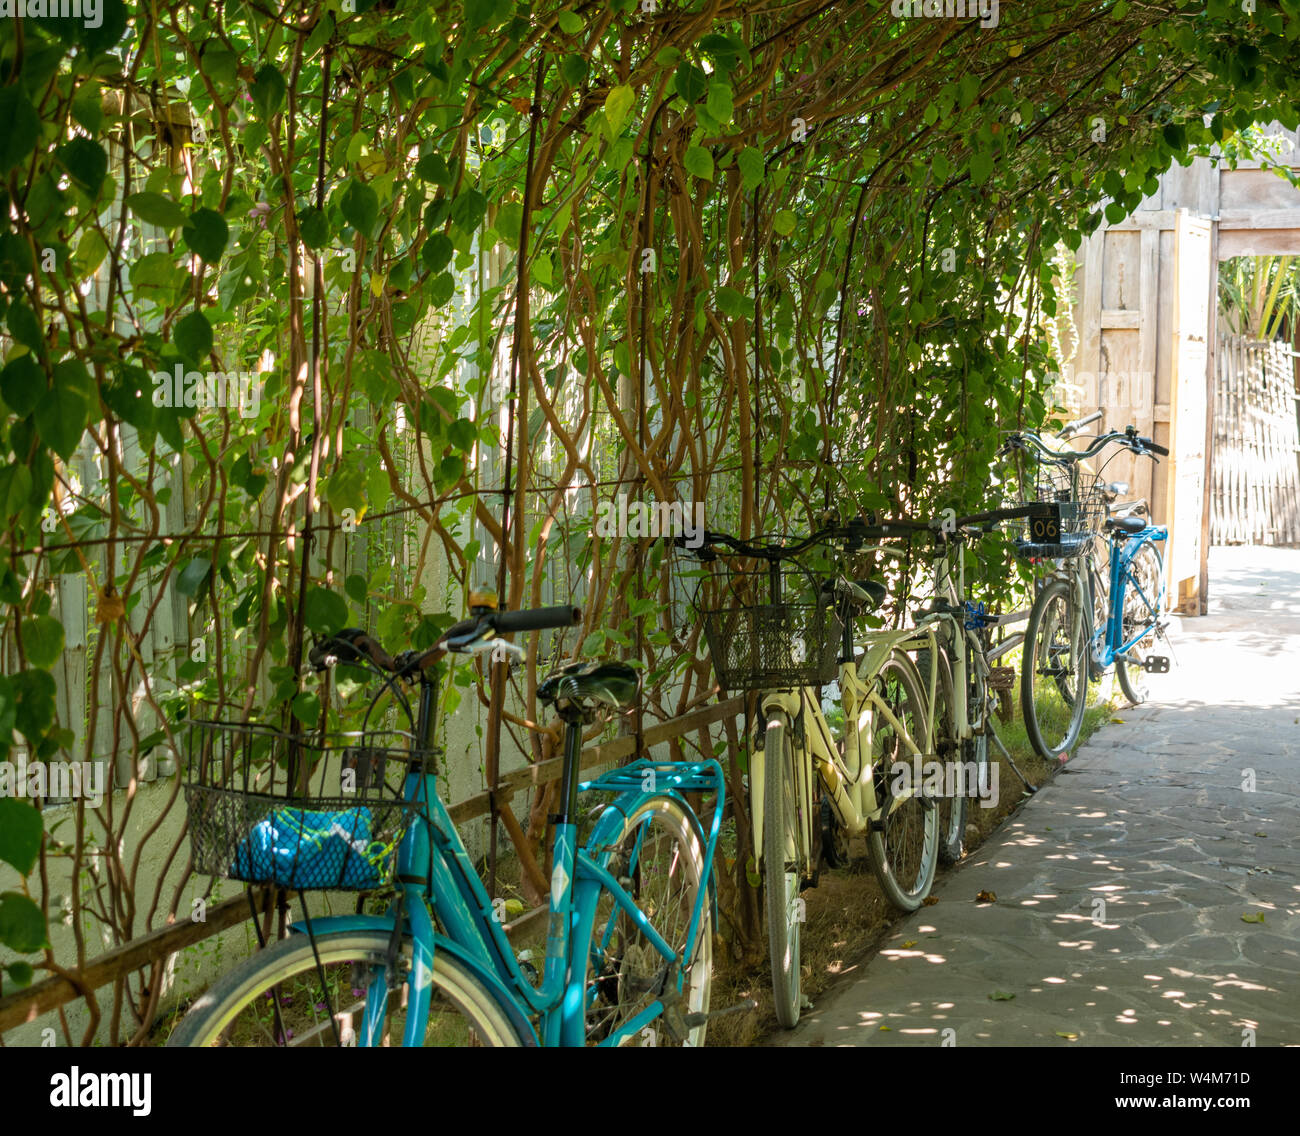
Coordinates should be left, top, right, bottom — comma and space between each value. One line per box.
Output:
1211, 335, 1300, 546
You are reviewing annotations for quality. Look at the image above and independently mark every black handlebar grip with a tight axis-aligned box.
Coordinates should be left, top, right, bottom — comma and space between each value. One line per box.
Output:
492, 605, 582, 633
1138, 437, 1170, 457
311, 629, 397, 672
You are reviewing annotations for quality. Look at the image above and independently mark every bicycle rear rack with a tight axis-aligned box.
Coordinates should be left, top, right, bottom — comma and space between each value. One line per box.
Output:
579, 758, 724, 797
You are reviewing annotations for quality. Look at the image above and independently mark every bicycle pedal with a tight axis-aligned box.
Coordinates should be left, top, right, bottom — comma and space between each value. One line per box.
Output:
1140, 655, 1170, 674
684, 999, 759, 1029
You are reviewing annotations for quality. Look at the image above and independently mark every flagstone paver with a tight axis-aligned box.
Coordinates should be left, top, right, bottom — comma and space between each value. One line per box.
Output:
775, 546, 1300, 1047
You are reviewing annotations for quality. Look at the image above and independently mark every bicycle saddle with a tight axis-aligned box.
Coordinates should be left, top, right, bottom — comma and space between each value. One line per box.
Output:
538, 662, 639, 713
1104, 514, 1146, 535
850, 579, 888, 612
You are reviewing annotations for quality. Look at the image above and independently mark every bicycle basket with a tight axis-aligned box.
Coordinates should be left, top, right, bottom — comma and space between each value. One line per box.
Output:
183, 720, 429, 892
1007, 452, 1105, 560
701, 603, 843, 690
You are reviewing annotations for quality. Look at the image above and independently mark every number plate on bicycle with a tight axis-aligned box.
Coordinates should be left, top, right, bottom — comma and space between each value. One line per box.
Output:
1028, 503, 1063, 543
1140, 655, 1170, 674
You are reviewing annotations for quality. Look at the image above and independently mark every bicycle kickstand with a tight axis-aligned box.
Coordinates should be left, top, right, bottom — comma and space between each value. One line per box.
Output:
989, 728, 1037, 795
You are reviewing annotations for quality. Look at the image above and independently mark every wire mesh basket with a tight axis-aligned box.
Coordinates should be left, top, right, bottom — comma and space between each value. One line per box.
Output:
702, 603, 844, 690
183, 720, 429, 892
1006, 452, 1105, 560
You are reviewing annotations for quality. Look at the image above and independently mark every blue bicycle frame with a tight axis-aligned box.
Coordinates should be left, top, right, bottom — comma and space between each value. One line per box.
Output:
288, 663, 723, 1047
1090, 523, 1167, 668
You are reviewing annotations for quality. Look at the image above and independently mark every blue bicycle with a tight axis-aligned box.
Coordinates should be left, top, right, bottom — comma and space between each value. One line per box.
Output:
169, 599, 724, 1047
1006, 418, 1172, 760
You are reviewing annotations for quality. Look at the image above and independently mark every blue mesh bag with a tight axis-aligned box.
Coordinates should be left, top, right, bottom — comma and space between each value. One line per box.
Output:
231, 805, 395, 890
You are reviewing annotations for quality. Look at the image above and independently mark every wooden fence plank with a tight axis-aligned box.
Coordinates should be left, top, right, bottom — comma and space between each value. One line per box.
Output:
0, 892, 272, 1035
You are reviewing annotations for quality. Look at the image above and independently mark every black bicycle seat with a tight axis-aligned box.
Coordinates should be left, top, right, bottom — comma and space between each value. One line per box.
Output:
854, 579, 888, 611
538, 662, 639, 712
1104, 514, 1146, 535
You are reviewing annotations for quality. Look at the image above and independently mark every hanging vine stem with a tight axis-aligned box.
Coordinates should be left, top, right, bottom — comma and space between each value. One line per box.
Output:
632, 92, 676, 765
486, 52, 548, 901
284, 42, 332, 796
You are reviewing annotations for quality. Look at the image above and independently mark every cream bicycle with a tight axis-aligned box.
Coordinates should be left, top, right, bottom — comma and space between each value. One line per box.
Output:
688, 521, 940, 1028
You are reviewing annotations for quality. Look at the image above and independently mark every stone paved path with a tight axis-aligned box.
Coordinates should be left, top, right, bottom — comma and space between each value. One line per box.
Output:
777, 546, 1300, 1047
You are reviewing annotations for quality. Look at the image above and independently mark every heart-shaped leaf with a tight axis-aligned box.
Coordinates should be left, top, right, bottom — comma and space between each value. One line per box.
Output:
174, 310, 213, 363
0, 892, 49, 954
341, 179, 378, 236
183, 208, 229, 263
304, 587, 349, 635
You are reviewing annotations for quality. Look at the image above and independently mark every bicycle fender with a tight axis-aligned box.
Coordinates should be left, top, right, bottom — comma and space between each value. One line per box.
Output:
287, 913, 540, 1046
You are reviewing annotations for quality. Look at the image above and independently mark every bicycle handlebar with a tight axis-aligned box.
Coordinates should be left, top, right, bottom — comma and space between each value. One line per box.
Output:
676, 502, 1060, 561
1003, 423, 1166, 462
1059, 409, 1104, 438
492, 605, 583, 633
311, 605, 582, 676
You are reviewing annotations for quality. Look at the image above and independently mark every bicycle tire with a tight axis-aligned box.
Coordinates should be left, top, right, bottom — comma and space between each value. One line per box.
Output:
866, 652, 939, 910
581, 795, 712, 1046
166, 928, 522, 1047
1021, 577, 1088, 760
763, 713, 804, 1028
917, 646, 963, 865
1116, 541, 1165, 705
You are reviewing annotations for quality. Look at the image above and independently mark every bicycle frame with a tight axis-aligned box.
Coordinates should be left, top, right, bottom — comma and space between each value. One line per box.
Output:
749, 542, 934, 874
1090, 524, 1168, 669
290, 667, 723, 1048
913, 535, 1024, 749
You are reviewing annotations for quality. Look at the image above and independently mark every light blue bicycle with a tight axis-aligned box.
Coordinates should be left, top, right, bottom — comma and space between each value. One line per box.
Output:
170, 599, 725, 1047
1007, 417, 1172, 759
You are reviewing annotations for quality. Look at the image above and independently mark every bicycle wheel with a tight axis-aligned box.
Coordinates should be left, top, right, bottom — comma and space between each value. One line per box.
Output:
1021, 577, 1088, 760
167, 928, 522, 1047
867, 652, 939, 910
763, 713, 805, 1028
1088, 537, 1110, 661
917, 646, 963, 865
1116, 541, 1165, 705
962, 651, 991, 835
581, 795, 712, 1046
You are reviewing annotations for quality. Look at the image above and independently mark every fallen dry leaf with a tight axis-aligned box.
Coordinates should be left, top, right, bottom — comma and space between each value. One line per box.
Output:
989, 990, 1015, 1001
922, 896, 939, 906
1056, 1031, 1078, 1040
976, 890, 997, 903
902, 940, 917, 949
1241, 912, 1266, 924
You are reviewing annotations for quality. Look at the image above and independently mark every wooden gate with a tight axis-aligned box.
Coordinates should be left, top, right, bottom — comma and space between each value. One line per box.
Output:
1211, 336, 1300, 545
1073, 208, 1213, 611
